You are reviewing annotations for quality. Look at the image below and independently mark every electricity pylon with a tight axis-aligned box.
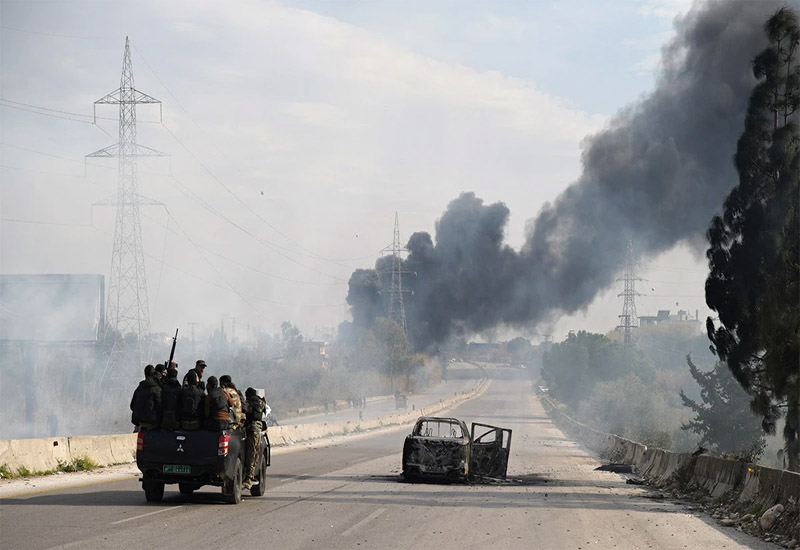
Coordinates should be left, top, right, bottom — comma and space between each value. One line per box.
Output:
88, 36, 166, 368
381, 212, 414, 334
616, 241, 642, 344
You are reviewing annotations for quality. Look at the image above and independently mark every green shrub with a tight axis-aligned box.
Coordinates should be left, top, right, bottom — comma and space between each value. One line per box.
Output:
72, 456, 98, 471
57, 456, 98, 473
57, 459, 75, 472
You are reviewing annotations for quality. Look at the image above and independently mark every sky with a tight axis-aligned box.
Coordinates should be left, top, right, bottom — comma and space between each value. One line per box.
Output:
1, 0, 715, 348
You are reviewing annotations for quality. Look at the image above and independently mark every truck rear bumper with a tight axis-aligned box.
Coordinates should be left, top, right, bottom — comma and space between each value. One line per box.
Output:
138, 463, 226, 487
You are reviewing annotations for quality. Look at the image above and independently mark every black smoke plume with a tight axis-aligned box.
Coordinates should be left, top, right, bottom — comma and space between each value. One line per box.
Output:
345, 0, 798, 350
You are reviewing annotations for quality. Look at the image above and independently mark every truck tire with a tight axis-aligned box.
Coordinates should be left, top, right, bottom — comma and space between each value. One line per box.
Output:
178, 483, 195, 495
143, 479, 165, 502
250, 455, 267, 497
223, 458, 243, 504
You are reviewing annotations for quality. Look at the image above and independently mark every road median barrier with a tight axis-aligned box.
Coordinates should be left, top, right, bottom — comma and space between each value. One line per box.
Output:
0, 437, 71, 475
270, 377, 489, 445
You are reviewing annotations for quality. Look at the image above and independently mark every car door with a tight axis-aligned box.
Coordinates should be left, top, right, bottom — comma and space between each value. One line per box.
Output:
469, 423, 512, 479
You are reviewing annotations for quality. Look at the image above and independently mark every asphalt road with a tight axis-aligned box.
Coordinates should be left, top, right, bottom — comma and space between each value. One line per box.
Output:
0, 368, 776, 550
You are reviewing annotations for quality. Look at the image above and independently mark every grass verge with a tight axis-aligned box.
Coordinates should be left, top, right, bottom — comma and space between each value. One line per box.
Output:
0, 456, 99, 479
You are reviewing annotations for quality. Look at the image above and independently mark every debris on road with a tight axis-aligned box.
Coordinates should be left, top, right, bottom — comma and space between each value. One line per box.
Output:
595, 463, 634, 474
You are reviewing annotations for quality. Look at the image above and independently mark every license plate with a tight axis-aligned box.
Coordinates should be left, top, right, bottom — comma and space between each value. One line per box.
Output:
163, 464, 190, 474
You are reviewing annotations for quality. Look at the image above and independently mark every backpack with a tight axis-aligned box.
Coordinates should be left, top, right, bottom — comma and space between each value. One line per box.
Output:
179, 385, 204, 421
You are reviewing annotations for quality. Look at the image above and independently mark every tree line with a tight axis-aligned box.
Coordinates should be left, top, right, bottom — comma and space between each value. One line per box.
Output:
543, 6, 799, 471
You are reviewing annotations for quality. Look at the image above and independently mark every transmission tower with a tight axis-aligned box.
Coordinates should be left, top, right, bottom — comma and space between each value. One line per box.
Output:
382, 212, 414, 334
88, 37, 166, 364
616, 241, 642, 344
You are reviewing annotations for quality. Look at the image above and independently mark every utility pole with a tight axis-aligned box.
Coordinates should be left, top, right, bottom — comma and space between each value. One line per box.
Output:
188, 322, 198, 358
88, 36, 166, 370
381, 212, 414, 335
616, 241, 642, 345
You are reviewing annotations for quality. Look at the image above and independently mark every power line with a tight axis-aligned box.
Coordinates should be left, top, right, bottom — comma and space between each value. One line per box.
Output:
0, 163, 93, 179
129, 45, 350, 267
3, 215, 344, 310
159, 122, 358, 269
159, 172, 348, 282
0, 97, 162, 124
2, 100, 375, 269
1, 217, 93, 227
127, 45, 371, 267
2, 142, 89, 163
162, 207, 344, 309
139, 209, 345, 287
0, 100, 94, 124
0, 142, 170, 178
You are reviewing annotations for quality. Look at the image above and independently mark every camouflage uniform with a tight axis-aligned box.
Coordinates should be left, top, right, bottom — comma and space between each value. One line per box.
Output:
243, 391, 266, 487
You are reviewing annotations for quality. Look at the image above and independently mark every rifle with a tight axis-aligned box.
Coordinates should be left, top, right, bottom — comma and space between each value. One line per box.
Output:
166, 328, 179, 368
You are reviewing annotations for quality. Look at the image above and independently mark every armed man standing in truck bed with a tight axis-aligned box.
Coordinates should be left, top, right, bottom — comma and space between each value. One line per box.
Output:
242, 387, 266, 489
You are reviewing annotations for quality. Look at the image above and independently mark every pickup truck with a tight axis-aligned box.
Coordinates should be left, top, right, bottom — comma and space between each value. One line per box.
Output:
136, 427, 271, 504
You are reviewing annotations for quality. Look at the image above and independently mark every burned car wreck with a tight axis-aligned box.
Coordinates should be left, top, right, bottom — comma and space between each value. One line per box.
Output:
402, 416, 511, 481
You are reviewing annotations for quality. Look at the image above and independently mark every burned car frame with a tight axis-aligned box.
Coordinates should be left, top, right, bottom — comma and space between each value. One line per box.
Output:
402, 416, 512, 481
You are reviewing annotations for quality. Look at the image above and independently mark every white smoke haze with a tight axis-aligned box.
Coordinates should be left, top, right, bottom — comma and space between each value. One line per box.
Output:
2, 0, 793, 438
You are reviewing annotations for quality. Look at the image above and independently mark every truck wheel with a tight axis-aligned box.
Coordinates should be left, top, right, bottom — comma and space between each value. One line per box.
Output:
250, 455, 267, 497
143, 479, 165, 502
223, 458, 243, 504
178, 483, 195, 495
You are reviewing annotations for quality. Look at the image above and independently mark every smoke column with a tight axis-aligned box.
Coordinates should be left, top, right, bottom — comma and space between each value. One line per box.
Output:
346, 0, 797, 350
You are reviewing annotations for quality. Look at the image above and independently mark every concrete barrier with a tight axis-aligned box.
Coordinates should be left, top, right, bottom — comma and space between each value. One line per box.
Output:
67, 434, 137, 467
269, 382, 487, 446
541, 396, 800, 517
0, 437, 71, 473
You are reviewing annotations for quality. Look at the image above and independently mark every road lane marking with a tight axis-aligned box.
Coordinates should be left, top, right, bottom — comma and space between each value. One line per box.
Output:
340, 508, 386, 537
111, 505, 184, 525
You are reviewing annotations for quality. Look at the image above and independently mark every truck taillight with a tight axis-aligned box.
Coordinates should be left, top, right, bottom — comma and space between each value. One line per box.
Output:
137, 431, 145, 451
218, 433, 230, 456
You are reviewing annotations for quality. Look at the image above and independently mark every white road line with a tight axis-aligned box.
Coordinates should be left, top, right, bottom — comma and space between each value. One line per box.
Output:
340, 508, 386, 537
111, 505, 183, 525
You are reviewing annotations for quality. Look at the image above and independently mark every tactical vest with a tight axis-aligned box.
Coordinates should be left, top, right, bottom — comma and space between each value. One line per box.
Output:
225, 388, 243, 428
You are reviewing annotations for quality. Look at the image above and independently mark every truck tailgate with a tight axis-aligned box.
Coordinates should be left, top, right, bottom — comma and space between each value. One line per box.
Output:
138, 429, 221, 467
